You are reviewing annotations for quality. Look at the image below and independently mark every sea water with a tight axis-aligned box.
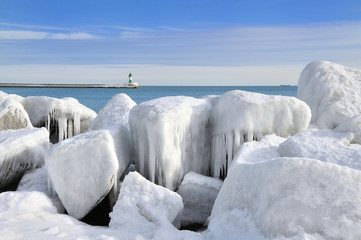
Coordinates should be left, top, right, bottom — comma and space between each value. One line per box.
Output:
0, 86, 297, 113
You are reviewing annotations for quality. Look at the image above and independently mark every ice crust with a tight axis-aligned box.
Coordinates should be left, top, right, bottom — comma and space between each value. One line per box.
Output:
334, 114, 361, 144
210, 158, 361, 239
0, 98, 33, 130
210, 90, 311, 178
46, 130, 119, 219
177, 172, 223, 227
0, 128, 50, 189
129, 96, 211, 190
109, 171, 183, 232
298, 61, 361, 129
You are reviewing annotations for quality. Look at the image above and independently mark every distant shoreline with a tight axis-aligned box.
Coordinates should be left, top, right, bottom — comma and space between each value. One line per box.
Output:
0, 83, 139, 88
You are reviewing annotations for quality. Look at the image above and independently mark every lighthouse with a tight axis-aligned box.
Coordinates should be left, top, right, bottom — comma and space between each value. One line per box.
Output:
128, 73, 133, 83
124, 73, 139, 88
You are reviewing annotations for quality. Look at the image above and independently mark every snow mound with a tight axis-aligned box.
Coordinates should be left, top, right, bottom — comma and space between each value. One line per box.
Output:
334, 115, 361, 144
0, 128, 50, 189
22, 96, 97, 142
129, 96, 211, 190
210, 90, 311, 178
89, 93, 136, 130
0, 98, 33, 130
46, 130, 119, 219
279, 129, 361, 170
209, 158, 361, 239
298, 61, 361, 129
177, 172, 222, 227
109, 171, 183, 233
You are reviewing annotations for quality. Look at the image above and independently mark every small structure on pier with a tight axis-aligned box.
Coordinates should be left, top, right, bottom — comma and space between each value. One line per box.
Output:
123, 73, 139, 88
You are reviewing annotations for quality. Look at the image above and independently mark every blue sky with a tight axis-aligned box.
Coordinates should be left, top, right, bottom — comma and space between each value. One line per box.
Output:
1, 0, 361, 85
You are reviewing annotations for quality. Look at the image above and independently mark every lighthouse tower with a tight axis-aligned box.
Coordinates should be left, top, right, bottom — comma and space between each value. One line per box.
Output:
124, 73, 139, 88
128, 73, 133, 83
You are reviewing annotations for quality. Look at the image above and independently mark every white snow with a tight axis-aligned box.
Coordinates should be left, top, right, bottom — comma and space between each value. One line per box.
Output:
129, 96, 211, 190
298, 61, 361, 129
0, 128, 50, 189
109, 171, 184, 232
21, 96, 97, 142
334, 114, 361, 144
209, 157, 361, 239
46, 130, 119, 219
0, 98, 33, 130
278, 129, 361, 170
177, 172, 222, 227
210, 90, 311, 178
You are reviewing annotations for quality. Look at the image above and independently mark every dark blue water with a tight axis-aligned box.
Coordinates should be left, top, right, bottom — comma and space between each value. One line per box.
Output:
0, 86, 297, 113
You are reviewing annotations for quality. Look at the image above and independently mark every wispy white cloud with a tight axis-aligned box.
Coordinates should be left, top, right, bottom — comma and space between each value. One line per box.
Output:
0, 30, 99, 40
0, 22, 73, 31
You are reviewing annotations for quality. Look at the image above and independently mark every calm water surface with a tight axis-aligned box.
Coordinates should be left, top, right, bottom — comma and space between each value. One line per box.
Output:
0, 86, 297, 113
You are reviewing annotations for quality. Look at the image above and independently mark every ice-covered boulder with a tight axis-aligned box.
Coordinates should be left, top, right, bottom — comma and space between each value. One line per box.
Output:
334, 115, 361, 144
46, 130, 119, 219
0, 128, 50, 189
0, 98, 33, 130
21, 96, 96, 142
210, 90, 311, 178
208, 158, 361, 239
177, 172, 222, 227
278, 129, 361, 170
109, 171, 183, 232
298, 61, 361, 129
129, 96, 211, 190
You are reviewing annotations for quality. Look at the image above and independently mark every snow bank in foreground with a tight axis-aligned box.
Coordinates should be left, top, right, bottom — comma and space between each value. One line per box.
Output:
22, 96, 97, 142
0, 98, 33, 130
298, 61, 361, 129
110, 171, 183, 232
0, 128, 49, 189
209, 158, 361, 239
46, 130, 119, 219
177, 172, 222, 227
335, 115, 361, 144
129, 96, 211, 190
279, 129, 361, 170
210, 90, 311, 178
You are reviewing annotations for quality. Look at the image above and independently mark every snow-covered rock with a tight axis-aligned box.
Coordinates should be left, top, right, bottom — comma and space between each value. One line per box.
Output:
0, 98, 33, 130
0, 128, 50, 189
334, 115, 361, 144
109, 171, 183, 232
177, 172, 222, 227
46, 130, 119, 219
298, 61, 361, 129
129, 96, 211, 190
209, 158, 361, 239
210, 90, 311, 178
278, 129, 361, 170
22, 96, 97, 142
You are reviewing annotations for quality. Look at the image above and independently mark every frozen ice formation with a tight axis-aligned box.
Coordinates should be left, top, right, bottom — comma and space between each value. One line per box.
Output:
109, 171, 183, 232
176, 172, 222, 227
89, 93, 136, 130
129, 96, 211, 190
46, 130, 119, 219
22, 96, 97, 142
279, 129, 361, 170
0, 98, 33, 130
210, 90, 311, 178
334, 114, 361, 144
0, 128, 50, 189
298, 61, 361, 129
209, 158, 361, 239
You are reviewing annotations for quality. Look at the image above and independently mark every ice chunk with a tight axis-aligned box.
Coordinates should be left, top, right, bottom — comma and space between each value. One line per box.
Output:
0, 128, 50, 189
89, 93, 136, 130
177, 172, 222, 227
129, 96, 211, 190
298, 61, 361, 129
210, 90, 311, 178
278, 129, 361, 170
334, 115, 361, 144
46, 130, 119, 219
21, 96, 96, 142
0, 98, 33, 130
209, 158, 361, 239
109, 171, 183, 232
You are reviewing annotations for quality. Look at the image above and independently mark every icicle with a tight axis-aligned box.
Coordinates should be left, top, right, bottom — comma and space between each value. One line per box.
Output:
73, 113, 80, 135
57, 117, 68, 142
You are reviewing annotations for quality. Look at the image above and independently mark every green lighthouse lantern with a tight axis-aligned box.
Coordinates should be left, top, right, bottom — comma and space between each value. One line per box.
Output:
128, 73, 133, 83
